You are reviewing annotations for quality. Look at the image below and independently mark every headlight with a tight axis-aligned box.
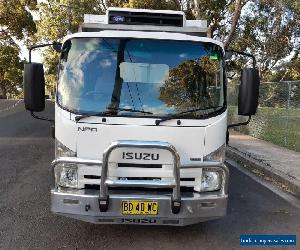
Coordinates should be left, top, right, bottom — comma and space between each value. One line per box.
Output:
55, 139, 76, 157
55, 164, 78, 188
203, 144, 225, 162
200, 170, 221, 192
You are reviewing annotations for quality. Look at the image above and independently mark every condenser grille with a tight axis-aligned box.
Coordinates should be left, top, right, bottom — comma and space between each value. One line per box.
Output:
108, 10, 184, 27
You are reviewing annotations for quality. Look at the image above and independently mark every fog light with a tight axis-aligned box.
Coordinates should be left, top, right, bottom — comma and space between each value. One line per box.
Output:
55, 164, 78, 188
201, 171, 221, 192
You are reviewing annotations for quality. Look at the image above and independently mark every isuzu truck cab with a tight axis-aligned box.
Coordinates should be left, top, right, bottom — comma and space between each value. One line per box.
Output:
23, 8, 260, 226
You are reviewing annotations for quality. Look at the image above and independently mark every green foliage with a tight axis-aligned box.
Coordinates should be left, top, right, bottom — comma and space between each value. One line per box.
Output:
0, 46, 23, 98
36, 0, 105, 42
266, 56, 300, 82
107, 0, 180, 10
0, 0, 36, 98
0, 0, 37, 42
231, 0, 300, 80
190, 0, 228, 37
35, 0, 106, 93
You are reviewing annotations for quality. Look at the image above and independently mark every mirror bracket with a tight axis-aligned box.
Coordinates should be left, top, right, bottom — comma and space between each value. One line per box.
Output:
30, 111, 54, 123
226, 115, 251, 144
29, 41, 62, 63
225, 49, 256, 69
227, 115, 251, 129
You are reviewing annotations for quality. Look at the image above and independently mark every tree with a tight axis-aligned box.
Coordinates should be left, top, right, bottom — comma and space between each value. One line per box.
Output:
0, 0, 37, 42
35, 0, 106, 93
0, 0, 37, 98
0, 45, 23, 98
107, 0, 180, 10
36, 0, 184, 92
230, 0, 300, 79
37, 0, 300, 94
190, 0, 246, 47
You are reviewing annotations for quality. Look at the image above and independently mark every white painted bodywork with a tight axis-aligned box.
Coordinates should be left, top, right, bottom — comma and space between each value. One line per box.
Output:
55, 28, 227, 190
55, 103, 227, 190
56, 103, 227, 162
63, 30, 224, 50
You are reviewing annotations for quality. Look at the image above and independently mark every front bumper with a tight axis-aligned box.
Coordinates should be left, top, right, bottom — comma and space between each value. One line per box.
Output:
51, 190, 228, 226
51, 140, 229, 226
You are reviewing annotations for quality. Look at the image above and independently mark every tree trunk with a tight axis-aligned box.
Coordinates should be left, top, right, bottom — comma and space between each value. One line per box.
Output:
207, 26, 213, 38
192, 0, 201, 19
223, 0, 243, 49
0, 84, 7, 99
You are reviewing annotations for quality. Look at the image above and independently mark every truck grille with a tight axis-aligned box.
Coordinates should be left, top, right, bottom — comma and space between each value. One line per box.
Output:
77, 164, 201, 190
84, 184, 194, 192
118, 163, 162, 168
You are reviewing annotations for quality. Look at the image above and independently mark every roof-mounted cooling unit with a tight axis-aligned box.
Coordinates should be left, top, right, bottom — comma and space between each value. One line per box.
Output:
107, 8, 185, 27
81, 8, 207, 36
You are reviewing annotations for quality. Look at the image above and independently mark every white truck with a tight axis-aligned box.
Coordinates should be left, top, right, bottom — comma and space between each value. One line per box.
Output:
23, 8, 260, 226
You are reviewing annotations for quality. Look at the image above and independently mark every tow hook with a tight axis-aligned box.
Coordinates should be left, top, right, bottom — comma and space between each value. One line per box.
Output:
171, 199, 181, 214
99, 198, 109, 212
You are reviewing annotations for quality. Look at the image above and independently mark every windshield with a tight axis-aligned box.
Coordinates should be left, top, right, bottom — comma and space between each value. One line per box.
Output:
58, 38, 225, 118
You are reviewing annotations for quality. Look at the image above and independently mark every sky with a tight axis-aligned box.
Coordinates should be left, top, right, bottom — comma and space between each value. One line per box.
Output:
21, 43, 43, 63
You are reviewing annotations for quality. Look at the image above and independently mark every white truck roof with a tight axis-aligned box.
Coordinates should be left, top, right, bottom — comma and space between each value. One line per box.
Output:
63, 30, 224, 50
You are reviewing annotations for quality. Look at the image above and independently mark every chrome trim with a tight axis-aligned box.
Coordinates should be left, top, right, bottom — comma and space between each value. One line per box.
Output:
105, 179, 176, 188
51, 157, 102, 166
99, 140, 181, 212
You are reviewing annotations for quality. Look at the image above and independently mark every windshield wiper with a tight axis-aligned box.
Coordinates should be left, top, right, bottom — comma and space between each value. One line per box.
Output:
75, 108, 153, 122
107, 107, 153, 115
155, 106, 222, 125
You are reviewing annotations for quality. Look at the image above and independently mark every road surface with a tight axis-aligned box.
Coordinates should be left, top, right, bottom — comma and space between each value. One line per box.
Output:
0, 100, 299, 250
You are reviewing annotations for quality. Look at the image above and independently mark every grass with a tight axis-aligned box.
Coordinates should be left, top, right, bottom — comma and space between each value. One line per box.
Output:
228, 106, 300, 152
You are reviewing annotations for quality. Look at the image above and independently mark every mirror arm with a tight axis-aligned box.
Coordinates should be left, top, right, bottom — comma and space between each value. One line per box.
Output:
226, 115, 251, 144
31, 111, 54, 123
29, 42, 62, 63
228, 115, 251, 129
225, 49, 257, 69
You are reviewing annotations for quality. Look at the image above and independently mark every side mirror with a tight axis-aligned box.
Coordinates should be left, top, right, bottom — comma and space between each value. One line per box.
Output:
238, 68, 260, 116
23, 63, 45, 112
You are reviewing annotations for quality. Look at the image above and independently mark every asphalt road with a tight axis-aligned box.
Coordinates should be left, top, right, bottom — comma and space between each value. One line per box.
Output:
0, 100, 299, 250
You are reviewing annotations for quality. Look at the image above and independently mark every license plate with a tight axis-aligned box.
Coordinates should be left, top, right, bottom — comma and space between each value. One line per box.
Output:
122, 200, 158, 215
